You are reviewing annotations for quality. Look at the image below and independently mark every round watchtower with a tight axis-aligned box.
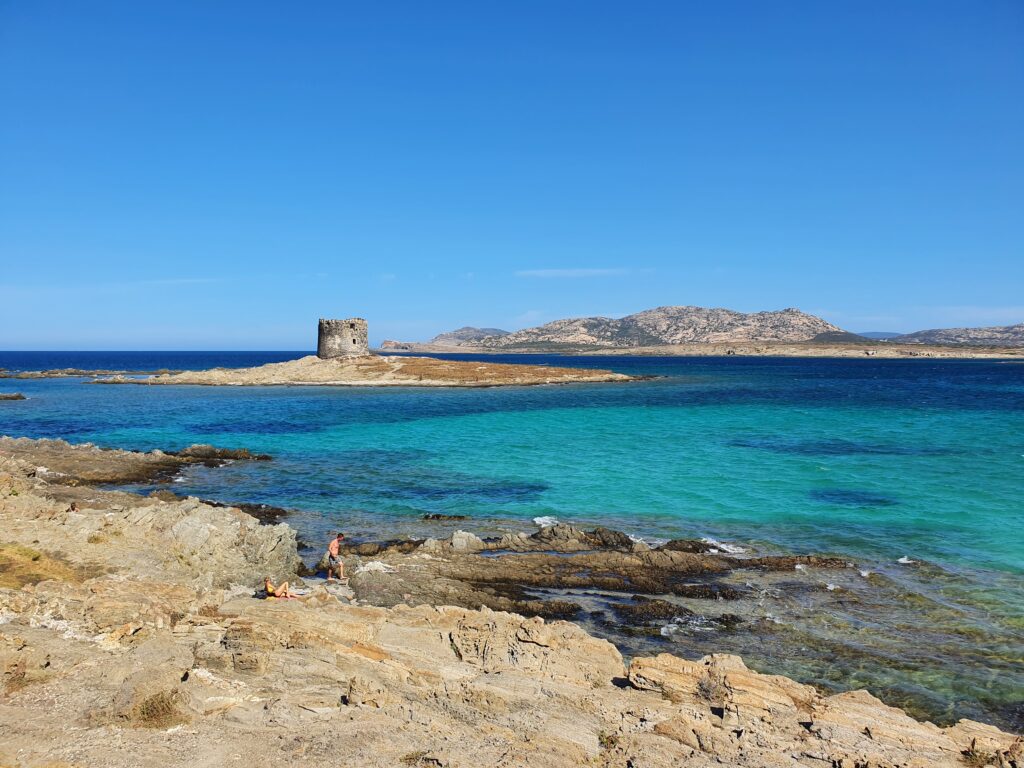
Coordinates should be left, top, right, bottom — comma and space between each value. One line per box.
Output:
317, 318, 370, 358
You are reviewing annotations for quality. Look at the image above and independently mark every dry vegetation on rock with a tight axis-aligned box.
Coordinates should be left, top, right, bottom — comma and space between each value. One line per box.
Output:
91, 354, 633, 387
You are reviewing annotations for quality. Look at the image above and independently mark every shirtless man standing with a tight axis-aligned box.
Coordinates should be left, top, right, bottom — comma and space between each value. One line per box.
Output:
326, 532, 346, 582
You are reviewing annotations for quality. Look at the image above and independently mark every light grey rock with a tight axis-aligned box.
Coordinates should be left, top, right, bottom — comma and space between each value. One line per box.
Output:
450, 530, 485, 552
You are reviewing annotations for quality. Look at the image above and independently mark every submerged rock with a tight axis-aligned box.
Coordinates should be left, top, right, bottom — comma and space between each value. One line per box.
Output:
612, 596, 694, 623
172, 444, 273, 463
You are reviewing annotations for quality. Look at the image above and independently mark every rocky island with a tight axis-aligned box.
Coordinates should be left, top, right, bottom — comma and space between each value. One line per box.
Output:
0, 436, 1019, 767
79, 317, 632, 388
96, 353, 633, 387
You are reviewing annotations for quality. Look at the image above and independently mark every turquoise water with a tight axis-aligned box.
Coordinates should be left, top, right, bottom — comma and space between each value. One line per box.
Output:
2, 352, 1023, 727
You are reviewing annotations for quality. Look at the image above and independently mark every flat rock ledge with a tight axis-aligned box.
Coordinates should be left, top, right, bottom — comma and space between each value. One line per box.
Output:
0, 436, 270, 485
93, 354, 635, 387
0, 446, 1019, 767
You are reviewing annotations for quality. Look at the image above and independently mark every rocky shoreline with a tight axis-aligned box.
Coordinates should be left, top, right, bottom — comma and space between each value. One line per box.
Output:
0, 436, 1020, 766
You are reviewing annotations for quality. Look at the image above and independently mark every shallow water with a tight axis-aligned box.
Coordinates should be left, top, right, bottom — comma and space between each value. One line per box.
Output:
2, 351, 1022, 728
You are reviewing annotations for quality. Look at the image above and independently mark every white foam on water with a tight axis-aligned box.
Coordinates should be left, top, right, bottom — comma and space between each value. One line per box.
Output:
826, 583, 837, 591
897, 556, 917, 565
859, 569, 872, 578
628, 534, 669, 546
532, 516, 559, 527
660, 614, 717, 636
794, 563, 807, 571
701, 537, 746, 554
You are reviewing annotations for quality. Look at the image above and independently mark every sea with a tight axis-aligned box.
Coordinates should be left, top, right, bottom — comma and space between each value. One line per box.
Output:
2, 350, 1022, 730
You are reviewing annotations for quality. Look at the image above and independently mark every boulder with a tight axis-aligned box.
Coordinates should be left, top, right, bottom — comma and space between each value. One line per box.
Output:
449, 530, 484, 552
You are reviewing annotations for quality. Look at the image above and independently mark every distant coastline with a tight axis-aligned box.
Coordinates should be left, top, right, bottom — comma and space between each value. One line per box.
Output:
377, 341, 1024, 359
381, 305, 1024, 356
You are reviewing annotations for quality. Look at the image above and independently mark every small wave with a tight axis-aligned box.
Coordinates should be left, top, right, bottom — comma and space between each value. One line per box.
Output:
701, 537, 746, 554
628, 534, 669, 546
532, 516, 559, 527
172, 477, 185, 483
660, 614, 718, 636
897, 556, 917, 565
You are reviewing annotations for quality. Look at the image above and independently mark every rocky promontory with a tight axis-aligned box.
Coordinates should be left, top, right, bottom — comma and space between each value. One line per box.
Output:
0, 436, 270, 486
2, 442, 1024, 765
92, 354, 633, 387
0, 437, 1019, 766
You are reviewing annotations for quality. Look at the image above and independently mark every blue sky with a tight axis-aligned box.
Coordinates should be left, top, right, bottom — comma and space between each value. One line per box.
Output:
1, 1, 1022, 349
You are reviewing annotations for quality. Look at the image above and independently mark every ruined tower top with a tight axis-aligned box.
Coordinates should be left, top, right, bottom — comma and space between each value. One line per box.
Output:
317, 318, 369, 358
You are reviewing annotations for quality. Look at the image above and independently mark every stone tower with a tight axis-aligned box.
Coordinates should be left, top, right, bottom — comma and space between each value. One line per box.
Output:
317, 318, 370, 358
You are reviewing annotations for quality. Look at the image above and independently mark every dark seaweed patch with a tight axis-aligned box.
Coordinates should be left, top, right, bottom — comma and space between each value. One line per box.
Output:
729, 438, 950, 456
810, 489, 899, 506
194, 419, 323, 434
377, 480, 547, 503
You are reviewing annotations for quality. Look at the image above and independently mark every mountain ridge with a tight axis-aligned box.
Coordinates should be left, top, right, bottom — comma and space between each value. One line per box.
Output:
893, 322, 1024, 347
474, 306, 853, 348
429, 326, 511, 347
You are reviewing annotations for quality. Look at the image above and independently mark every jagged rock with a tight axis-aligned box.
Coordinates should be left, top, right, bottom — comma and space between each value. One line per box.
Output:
662, 538, 716, 553
446, 607, 624, 686
449, 530, 484, 552
173, 444, 272, 462
107, 634, 194, 727
629, 653, 816, 715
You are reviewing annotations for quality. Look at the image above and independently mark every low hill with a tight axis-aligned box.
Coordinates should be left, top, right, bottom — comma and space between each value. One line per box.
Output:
429, 326, 510, 346
894, 323, 1024, 346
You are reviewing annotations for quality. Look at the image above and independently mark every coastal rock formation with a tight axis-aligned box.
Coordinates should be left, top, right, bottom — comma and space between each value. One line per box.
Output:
338, 525, 853, 623
0, 438, 1019, 766
894, 322, 1024, 346
0, 436, 271, 485
0, 393, 26, 400
94, 354, 634, 387
0, 450, 299, 587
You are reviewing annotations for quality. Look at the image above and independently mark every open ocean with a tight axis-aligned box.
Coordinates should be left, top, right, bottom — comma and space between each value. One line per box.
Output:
2, 351, 1022, 729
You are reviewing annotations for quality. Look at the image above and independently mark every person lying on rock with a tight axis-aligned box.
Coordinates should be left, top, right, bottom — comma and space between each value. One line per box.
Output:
326, 532, 347, 582
263, 576, 292, 598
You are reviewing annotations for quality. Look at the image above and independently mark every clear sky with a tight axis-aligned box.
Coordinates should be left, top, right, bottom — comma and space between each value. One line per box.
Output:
1, 1, 1022, 349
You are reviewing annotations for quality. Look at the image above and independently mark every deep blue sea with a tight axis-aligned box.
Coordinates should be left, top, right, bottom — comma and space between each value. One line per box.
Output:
2, 351, 1022, 728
